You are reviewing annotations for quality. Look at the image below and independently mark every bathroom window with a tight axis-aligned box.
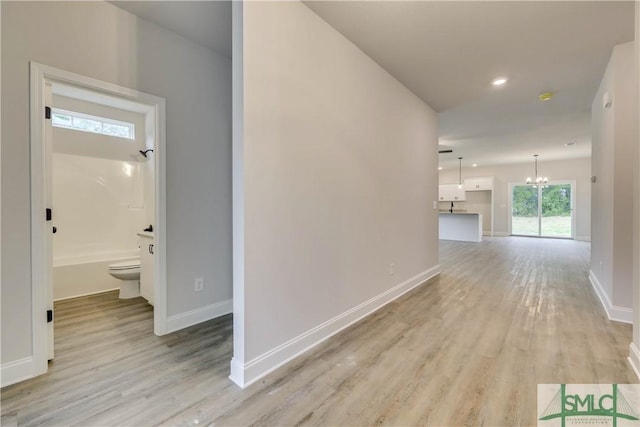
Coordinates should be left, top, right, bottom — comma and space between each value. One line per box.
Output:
51, 108, 135, 140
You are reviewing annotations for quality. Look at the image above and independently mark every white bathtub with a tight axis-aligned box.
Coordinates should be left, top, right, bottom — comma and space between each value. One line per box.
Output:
53, 251, 138, 301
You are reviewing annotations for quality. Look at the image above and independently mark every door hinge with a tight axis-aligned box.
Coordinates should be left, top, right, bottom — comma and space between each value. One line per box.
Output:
45, 106, 51, 119
46, 208, 52, 221
47, 309, 53, 323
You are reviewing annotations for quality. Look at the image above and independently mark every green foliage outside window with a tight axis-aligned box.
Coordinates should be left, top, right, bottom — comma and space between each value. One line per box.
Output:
512, 184, 571, 217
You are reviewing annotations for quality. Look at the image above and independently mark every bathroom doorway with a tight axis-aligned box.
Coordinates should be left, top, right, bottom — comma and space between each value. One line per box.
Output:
30, 63, 168, 375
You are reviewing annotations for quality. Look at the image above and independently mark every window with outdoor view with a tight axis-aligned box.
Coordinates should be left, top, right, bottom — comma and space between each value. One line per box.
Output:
51, 108, 135, 140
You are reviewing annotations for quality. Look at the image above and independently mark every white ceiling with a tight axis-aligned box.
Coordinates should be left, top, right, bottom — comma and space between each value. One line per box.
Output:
109, 1, 634, 170
305, 1, 634, 169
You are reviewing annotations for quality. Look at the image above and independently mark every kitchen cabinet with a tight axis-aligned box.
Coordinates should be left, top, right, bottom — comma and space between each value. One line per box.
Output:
464, 177, 494, 192
139, 233, 154, 306
439, 183, 466, 202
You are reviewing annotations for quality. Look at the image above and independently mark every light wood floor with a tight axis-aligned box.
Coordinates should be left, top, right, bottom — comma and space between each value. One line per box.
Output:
1, 237, 636, 426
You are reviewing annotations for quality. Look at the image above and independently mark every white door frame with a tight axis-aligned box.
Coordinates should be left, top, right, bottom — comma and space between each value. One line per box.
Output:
29, 62, 168, 377
507, 180, 577, 238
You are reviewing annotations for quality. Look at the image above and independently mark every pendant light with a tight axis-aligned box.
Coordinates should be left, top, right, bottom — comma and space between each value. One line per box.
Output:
526, 154, 548, 186
457, 157, 463, 189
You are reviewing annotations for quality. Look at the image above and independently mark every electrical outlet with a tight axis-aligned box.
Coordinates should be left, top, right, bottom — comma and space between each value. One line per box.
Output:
194, 277, 204, 292
389, 263, 395, 275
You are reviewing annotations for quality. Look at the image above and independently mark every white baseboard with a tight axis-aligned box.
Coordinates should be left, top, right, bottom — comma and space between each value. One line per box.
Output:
1, 357, 35, 388
54, 287, 119, 302
229, 265, 440, 389
629, 343, 640, 381
575, 236, 591, 242
229, 357, 245, 387
166, 299, 232, 334
588, 270, 632, 324
492, 232, 509, 237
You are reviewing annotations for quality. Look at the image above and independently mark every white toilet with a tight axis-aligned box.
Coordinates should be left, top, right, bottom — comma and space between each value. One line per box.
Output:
107, 259, 141, 299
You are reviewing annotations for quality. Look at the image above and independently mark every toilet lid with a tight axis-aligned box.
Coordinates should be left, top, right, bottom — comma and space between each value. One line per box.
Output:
108, 260, 140, 270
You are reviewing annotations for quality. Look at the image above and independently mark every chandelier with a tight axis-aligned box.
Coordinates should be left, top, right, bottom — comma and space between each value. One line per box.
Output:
526, 154, 548, 186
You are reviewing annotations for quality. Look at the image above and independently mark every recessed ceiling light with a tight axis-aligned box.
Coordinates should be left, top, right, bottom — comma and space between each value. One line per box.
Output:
472, 163, 478, 167
438, 166, 443, 170
492, 77, 507, 86
565, 142, 576, 147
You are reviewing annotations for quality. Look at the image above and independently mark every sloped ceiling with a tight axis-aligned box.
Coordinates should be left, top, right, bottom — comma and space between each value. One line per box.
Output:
109, 1, 231, 58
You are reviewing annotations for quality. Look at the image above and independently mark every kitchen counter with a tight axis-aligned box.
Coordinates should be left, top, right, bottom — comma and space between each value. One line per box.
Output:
438, 212, 477, 215
439, 212, 482, 242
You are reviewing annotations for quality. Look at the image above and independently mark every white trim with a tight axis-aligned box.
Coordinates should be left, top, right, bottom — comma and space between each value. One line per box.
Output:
629, 343, 640, 381
1, 357, 35, 388
151, 83, 168, 337
635, 0, 640, 388
166, 299, 233, 334
231, 0, 247, 383
29, 63, 168, 385
0, 4, 3, 363
229, 266, 440, 388
570, 179, 577, 239
30, 63, 49, 380
53, 288, 120, 302
507, 182, 513, 236
230, 357, 246, 387
588, 270, 633, 324
574, 236, 591, 242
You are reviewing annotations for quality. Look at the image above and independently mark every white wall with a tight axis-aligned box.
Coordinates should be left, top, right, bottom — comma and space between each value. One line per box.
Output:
591, 41, 637, 323
1, 1, 231, 372
439, 157, 591, 239
231, 1, 439, 387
